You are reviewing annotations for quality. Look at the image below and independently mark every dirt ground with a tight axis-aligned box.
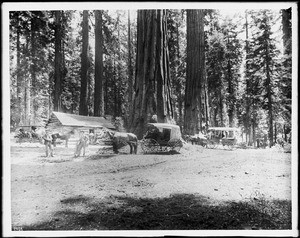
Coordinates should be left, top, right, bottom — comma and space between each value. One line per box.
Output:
8, 139, 293, 231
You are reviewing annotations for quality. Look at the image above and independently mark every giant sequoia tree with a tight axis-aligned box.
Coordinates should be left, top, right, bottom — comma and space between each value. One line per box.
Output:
54, 11, 63, 112
94, 10, 104, 117
130, 10, 173, 139
79, 10, 89, 115
184, 9, 207, 135
281, 8, 292, 141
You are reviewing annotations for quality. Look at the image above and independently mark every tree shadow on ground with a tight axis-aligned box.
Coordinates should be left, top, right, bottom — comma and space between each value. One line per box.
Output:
19, 193, 291, 231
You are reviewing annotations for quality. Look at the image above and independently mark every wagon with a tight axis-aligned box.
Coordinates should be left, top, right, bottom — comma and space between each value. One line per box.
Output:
206, 127, 239, 150
141, 123, 183, 153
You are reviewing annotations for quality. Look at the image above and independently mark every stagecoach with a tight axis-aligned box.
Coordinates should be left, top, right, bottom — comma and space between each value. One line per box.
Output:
141, 123, 183, 153
206, 127, 239, 150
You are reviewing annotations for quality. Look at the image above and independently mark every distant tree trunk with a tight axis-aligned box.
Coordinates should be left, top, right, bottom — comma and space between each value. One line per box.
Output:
252, 122, 256, 147
113, 51, 117, 117
130, 10, 173, 139
16, 24, 22, 126
127, 10, 134, 127
219, 89, 224, 126
175, 22, 184, 129
30, 15, 37, 124
266, 43, 273, 147
203, 70, 210, 131
244, 10, 251, 144
94, 10, 104, 117
24, 37, 31, 125
25, 77, 31, 125
116, 12, 122, 117
184, 9, 206, 135
54, 11, 62, 112
79, 10, 89, 116
227, 60, 234, 127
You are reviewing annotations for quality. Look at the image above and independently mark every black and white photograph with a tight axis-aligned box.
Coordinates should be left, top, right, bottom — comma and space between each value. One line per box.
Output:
2, 1, 298, 237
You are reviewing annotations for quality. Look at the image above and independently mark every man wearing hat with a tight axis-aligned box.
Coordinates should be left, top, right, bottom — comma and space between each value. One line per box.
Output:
42, 129, 54, 157
74, 130, 89, 157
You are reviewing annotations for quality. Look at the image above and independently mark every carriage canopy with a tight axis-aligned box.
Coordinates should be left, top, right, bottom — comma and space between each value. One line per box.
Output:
147, 123, 182, 141
208, 127, 239, 131
207, 127, 240, 139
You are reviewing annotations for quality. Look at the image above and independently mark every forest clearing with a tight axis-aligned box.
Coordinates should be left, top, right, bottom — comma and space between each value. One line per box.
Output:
4, 2, 297, 235
10, 140, 292, 231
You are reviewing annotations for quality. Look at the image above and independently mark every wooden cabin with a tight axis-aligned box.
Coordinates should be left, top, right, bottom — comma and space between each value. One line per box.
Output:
46, 112, 116, 146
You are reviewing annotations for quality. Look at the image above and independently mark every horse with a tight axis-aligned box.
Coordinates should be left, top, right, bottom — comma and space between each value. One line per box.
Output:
105, 130, 138, 154
183, 133, 207, 147
31, 127, 45, 143
51, 130, 75, 147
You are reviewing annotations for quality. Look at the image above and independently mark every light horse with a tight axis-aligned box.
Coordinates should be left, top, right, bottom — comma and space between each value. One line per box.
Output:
105, 130, 138, 154
51, 130, 75, 147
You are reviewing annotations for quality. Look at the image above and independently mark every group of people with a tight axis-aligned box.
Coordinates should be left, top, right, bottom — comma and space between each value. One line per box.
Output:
42, 130, 89, 158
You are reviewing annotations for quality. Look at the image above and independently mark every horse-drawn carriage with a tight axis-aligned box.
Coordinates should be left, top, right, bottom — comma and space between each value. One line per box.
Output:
141, 123, 183, 153
206, 127, 239, 150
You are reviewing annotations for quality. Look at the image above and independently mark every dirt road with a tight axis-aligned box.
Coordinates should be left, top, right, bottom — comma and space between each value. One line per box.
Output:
9, 142, 292, 230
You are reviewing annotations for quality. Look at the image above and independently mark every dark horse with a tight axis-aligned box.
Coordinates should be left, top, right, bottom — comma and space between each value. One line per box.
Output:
106, 130, 138, 154
51, 130, 75, 147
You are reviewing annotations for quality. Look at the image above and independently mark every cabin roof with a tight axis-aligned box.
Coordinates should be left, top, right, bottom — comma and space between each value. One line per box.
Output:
47, 112, 116, 129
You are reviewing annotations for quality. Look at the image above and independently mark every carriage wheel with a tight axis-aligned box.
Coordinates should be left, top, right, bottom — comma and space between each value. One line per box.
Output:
169, 140, 183, 153
140, 139, 149, 153
141, 139, 159, 154
141, 139, 151, 153
227, 143, 237, 151
207, 140, 217, 149
159, 146, 167, 152
149, 139, 161, 153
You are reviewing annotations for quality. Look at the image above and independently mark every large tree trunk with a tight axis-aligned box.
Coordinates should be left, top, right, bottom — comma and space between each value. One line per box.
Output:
184, 9, 206, 135
79, 10, 89, 116
281, 8, 292, 141
130, 10, 173, 139
155, 10, 173, 123
282, 8, 292, 55
94, 10, 104, 117
54, 11, 62, 112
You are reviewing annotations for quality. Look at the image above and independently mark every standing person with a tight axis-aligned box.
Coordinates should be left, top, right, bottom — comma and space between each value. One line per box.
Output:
74, 131, 89, 157
42, 129, 54, 157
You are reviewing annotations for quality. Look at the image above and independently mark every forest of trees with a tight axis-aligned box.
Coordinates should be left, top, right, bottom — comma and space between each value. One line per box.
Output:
9, 8, 292, 145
